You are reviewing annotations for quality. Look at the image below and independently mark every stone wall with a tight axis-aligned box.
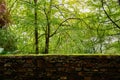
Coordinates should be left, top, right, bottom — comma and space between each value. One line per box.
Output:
0, 55, 120, 80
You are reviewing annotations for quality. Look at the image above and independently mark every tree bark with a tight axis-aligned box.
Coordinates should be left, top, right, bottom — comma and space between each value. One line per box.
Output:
34, 0, 39, 54
44, 0, 52, 54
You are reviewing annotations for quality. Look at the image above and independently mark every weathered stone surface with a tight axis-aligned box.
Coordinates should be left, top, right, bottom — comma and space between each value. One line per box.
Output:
0, 56, 120, 80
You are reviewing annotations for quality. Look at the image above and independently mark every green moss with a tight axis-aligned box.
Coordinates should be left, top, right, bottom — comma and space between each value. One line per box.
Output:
0, 53, 120, 57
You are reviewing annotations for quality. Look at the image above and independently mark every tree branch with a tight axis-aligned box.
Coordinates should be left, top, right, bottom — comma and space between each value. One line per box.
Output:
50, 17, 92, 37
101, 0, 120, 29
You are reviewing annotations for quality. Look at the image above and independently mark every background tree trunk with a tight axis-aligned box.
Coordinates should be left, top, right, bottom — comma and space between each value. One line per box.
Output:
34, 0, 39, 54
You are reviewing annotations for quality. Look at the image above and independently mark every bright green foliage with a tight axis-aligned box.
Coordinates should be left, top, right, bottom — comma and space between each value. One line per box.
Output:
1, 0, 119, 54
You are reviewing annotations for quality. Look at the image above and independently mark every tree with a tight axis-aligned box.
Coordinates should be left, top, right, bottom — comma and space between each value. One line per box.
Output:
5, 0, 120, 54
0, 0, 10, 28
0, 0, 16, 53
34, 0, 39, 54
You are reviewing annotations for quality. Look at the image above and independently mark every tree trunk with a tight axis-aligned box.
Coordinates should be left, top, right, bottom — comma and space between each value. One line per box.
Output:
44, 0, 52, 54
34, 0, 39, 54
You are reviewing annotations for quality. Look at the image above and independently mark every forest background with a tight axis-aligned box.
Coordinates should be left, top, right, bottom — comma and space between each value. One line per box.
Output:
0, 0, 120, 54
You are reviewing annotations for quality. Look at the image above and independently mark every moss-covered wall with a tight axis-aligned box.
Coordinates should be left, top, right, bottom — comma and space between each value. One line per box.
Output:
0, 55, 120, 80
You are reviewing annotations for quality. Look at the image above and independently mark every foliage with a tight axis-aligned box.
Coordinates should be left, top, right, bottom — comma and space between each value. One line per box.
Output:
1, 0, 119, 54
0, 29, 17, 54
